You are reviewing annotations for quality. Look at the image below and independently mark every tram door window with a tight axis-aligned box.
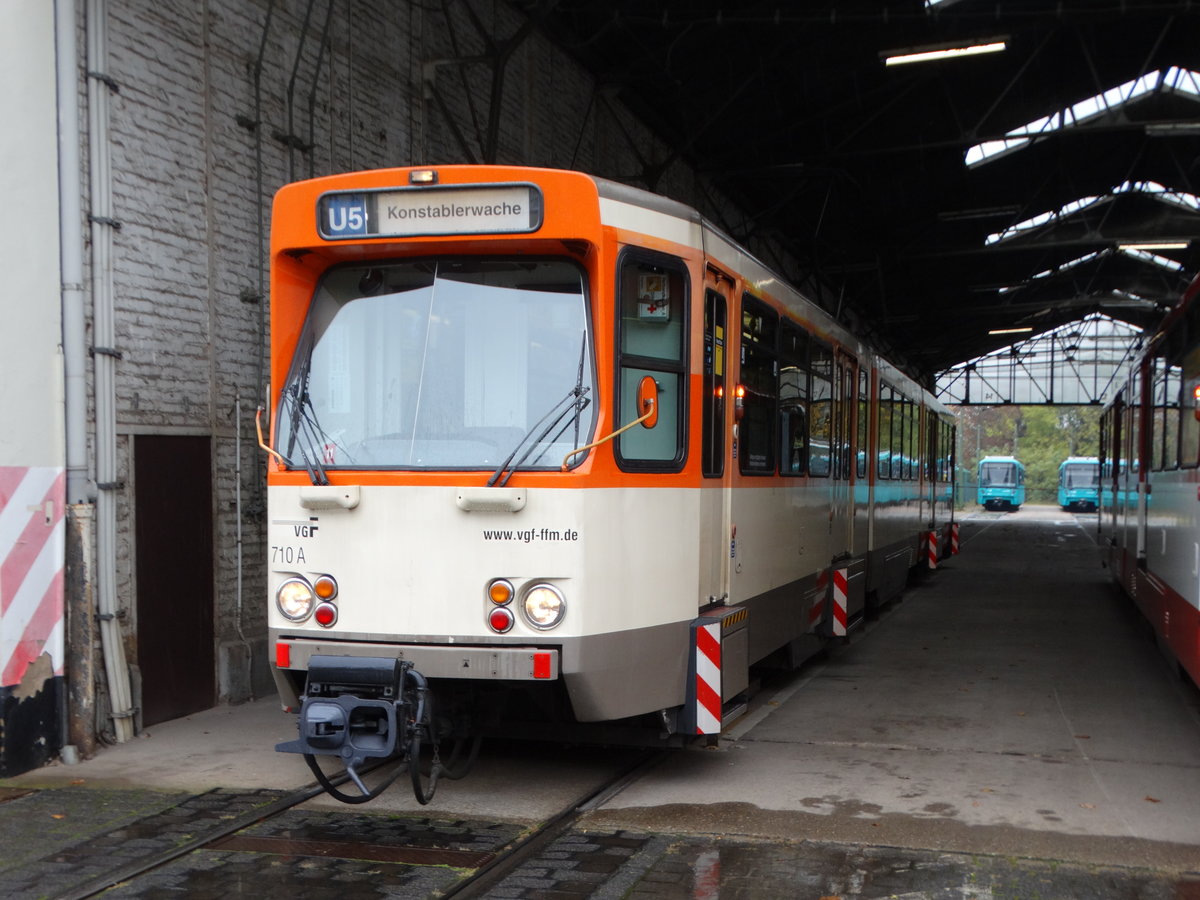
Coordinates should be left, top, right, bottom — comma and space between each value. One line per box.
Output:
702, 289, 727, 477
615, 253, 688, 469
906, 397, 918, 480
739, 296, 779, 474
833, 356, 855, 480
1129, 367, 1142, 478
1150, 352, 1183, 471
856, 368, 869, 480
1182, 306, 1200, 466
778, 320, 809, 476
809, 342, 833, 477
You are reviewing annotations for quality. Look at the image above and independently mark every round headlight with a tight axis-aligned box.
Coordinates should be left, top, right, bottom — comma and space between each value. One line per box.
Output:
523, 583, 566, 630
277, 577, 316, 621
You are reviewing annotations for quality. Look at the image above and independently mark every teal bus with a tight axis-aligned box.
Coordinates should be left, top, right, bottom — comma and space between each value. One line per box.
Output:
1057, 456, 1099, 512
977, 456, 1026, 511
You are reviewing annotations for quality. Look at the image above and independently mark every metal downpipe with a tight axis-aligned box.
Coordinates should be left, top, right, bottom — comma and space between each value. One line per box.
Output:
86, 0, 134, 742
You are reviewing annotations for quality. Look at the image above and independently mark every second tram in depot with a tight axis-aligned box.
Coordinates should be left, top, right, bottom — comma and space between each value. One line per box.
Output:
977, 455, 1026, 511
260, 165, 957, 802
1057, 456, 1099, 511
1100, 274, 1200, 693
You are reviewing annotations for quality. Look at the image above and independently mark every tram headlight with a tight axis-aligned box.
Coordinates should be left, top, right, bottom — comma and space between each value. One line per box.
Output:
523, 583, 566, 630
276, 577, 316, 622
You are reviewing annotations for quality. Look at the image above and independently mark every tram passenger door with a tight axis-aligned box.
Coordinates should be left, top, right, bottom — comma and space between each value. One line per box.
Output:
700, 278, 732, 607
832, 352, 865, 623
831, 353, 854, 559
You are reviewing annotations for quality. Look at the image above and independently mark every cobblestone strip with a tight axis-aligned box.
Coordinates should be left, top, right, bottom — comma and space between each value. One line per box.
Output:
0, 787, 283, 900
94, 810, 529, 899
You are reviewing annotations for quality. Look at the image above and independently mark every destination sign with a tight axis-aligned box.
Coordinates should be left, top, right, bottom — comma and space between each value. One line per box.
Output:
318, 184, 542, 239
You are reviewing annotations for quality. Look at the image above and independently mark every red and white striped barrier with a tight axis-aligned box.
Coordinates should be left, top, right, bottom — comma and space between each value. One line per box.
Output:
831, 567, 849, 636
951, 522, 960, 555
808, 591, 824, 630
1, 467, 66, 687
927, 530, 939, 570
694, 621, 722, 734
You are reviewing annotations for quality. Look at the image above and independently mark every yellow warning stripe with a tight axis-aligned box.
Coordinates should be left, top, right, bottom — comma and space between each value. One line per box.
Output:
722, 608, 748, 630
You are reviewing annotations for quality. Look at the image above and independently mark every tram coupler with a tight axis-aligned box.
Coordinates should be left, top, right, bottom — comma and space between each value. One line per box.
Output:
276, 655, 422, 797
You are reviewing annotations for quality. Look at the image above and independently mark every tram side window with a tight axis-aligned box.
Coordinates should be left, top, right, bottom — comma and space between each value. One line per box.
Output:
902, 396, 916, 480
943, 420, 955, 482
810, 342, 833, 477
877, 383, 893, 479
739, 296, 778, 474
778, 320, 809, 476
1166, 361, 1182, 469
616, 254, 687, 469
926, 411, 937, 482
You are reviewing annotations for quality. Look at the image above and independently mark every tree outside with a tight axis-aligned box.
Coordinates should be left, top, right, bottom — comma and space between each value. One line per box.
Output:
951, 404, 1102, 507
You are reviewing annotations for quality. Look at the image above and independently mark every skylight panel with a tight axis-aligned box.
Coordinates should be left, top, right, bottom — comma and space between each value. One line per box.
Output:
967, 68, 1200, 167
1166, 66, 1200, 96
1119, 248, 1184, 272
985, 182, 1200, 246
986, 196, 1100, 245
996, 251, 1103, 293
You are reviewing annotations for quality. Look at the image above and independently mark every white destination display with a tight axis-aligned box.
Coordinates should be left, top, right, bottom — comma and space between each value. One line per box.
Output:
376, 186, 537, 236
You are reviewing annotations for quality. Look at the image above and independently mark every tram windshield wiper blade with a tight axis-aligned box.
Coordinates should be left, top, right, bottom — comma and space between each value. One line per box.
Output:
283, 377, 331, 487
505, 333, 593, 476
487, 385, 590, 488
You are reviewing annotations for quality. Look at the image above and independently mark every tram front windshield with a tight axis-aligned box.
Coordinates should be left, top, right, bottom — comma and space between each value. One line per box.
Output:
276, 258, 595, 470
1062, 463, 1098, 488
980, 462, 1017, 486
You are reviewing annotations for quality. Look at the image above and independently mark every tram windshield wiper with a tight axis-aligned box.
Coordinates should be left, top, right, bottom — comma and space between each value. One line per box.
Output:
487, 384, 591, 488
282, 367, 332, 486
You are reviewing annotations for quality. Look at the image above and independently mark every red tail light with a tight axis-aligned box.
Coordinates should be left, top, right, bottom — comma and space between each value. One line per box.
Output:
488, 607, 514, 633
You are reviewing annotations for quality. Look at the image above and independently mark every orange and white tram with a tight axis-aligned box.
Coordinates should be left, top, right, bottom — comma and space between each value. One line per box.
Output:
1100, 274, 1200, 691
261, 165, 956, 801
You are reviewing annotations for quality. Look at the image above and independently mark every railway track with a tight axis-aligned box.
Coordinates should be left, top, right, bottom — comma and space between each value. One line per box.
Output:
52, 747, 665, 900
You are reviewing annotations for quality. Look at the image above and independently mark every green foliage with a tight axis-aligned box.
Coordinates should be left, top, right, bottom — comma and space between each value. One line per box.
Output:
951, 404, 1101, 505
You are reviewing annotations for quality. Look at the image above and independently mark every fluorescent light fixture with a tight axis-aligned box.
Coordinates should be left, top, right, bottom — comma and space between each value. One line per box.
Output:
988, 326, 1033, 335
883, 39, 1006, 67
1118, 241, 1189, 251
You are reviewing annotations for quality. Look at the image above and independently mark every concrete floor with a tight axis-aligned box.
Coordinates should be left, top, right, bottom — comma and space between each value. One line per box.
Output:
590, 507, 1200, 872
11, 505, 1200, 877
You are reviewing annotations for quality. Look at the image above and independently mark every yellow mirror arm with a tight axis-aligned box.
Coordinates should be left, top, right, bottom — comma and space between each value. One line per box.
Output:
560, 401, 655, 470
256, 406, 287, 467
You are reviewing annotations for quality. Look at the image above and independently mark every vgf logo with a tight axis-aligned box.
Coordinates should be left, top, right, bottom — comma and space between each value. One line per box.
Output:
323, 193, 368, 236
